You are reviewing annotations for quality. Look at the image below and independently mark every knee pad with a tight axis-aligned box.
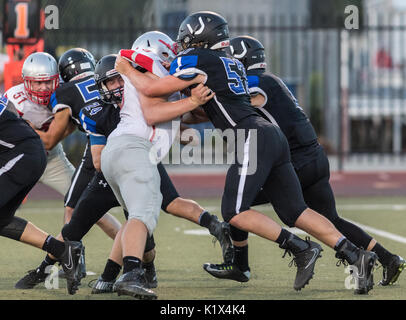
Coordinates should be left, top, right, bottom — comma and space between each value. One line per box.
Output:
0, 216, 28, 241
230, 225, 249, 242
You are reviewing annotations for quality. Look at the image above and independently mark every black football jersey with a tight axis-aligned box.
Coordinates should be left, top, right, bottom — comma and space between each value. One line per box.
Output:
0, 95, 38, 150
247, 70, 320, 168
169, 48, 259, 131
79, 100, 121, 146
48, 75, 100, 131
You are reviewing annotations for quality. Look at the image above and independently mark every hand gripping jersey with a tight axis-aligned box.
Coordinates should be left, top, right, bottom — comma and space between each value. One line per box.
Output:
5, 83, 54, 131
110, 51, 181, 162
247, 70, 320, 168
0, 95, 38, 150
48, 75, 100, 131
169, 47, 259, 131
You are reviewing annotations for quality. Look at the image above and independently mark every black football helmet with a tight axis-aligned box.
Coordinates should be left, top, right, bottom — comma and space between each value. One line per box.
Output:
58, 48, 96, 82
229, 36, 267, 71
94, 54, 123, 104
176, 11, 230, 51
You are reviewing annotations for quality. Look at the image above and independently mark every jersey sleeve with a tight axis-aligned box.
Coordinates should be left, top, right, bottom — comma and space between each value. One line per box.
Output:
49, 86, 72, 115
0, 95, 7, 116
247, 75, 268, 108
79, 102, 105, 139
89, 134, 107, 146
169, 50, 207, 80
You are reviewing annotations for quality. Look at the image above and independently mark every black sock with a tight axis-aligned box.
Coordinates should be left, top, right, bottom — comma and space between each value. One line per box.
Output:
199, 211, 213, 229
101, 259, 122, 282
142, 260, 155, 271
371, 243, 394, 266
335, 238, 360, 265
38, 254, 57, 273
234, 245, 249, 272
42, 235, 65, 259
123, 256, 142, 274
276, 229, 309, 253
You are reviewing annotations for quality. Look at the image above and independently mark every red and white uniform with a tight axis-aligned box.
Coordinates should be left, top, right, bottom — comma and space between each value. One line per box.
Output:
4, 84, 75, 195
5, 83, 54, 131
109, 51, 181, 162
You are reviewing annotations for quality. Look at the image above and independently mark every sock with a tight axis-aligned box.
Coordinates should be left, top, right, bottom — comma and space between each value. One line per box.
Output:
123, 256, 142, 274
334, 238, 359, 265
371, 243, 394, 266
101, 259, 122, 282
142, 260, 155, 272
38, 254, 58, 273
42, 235, 65, 259
234, 245, 249, 272
334, 236, 346, 250
198, 211, 213, 229
276, 229, 309, 253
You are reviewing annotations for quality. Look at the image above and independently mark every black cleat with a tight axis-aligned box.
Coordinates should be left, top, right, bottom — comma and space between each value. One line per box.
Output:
203, 263, 250, 282
351, 250, 378, 295
15, 268, 47, 289
379, 255, 406, 286
58, 240, 83, 295
143, 261, 157, 289
283, 238, 323, 291
208, 216, 234, 264
113, 268, 157, 300
89, 276, 115, 294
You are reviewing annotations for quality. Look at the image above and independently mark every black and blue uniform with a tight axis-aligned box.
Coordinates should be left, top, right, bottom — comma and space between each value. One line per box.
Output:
248, 70, 373, 248
170, 48, 307, 228
0, 96, 47, 234
48, 76, 100, 208
61, 100, 179, 242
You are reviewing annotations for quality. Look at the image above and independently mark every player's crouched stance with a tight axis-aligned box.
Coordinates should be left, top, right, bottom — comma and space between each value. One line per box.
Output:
0, 100, 82, 295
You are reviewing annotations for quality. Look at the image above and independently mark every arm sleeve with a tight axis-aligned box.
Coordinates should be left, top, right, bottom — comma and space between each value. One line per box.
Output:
49, 90, 72, 115
169, 55, 207, 80
79, 106, 104, 137
89, 134, 107, 146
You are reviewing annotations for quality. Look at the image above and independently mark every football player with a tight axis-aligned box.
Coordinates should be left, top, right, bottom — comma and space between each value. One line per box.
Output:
98, 32, 215, 299
4, 52, 75, 202
207, 35, 403, 287
0, 96, 82, 295
114, 11, 378, 294
75, 39, 232, 294
14, 49, 121, 290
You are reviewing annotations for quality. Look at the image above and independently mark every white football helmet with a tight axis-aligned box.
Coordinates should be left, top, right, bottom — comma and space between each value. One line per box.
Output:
22, 52, 59, 105
131, 31, 177, 63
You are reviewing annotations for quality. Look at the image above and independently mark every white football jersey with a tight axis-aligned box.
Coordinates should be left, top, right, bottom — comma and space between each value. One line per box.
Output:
109, 52, 180, 162
5, 83, 54, 131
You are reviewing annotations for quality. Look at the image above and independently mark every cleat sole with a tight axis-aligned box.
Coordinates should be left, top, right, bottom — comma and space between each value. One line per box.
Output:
117, 288, 157, 300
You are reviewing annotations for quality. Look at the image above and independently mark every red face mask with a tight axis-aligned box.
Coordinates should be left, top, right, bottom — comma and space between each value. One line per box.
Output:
23, 74, 60, 105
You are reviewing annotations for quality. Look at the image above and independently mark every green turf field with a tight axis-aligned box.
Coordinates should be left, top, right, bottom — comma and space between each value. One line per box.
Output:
1, 197, 405, 300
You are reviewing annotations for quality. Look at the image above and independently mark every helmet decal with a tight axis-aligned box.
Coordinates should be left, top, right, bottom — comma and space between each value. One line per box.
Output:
234, 41, 248, 59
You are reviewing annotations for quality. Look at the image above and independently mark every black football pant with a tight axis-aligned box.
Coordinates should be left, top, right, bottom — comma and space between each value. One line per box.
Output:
251, 147, 373, 249
0, 138, 47, 239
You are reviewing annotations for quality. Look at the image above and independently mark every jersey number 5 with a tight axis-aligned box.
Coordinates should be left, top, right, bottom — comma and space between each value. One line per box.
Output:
75, 78, 100, 104
220, 57, 249, 95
